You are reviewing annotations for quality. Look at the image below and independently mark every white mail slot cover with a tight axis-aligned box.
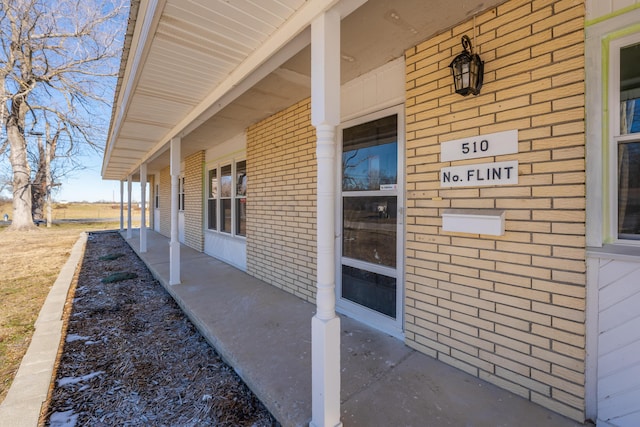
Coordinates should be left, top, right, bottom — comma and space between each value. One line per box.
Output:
442, 209, 505, 236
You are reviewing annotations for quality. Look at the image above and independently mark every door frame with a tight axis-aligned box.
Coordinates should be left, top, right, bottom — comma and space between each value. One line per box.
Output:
335, 104, 405, 338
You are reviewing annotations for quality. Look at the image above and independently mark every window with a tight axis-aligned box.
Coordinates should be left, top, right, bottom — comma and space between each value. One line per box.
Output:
154, 184, 159, 209
612, 36, 640, 241
207, 159, 246, 237
178, 177, 185, 211
207, 169, 217, 230
236, 160, 246, 236
220, 165, 232, 233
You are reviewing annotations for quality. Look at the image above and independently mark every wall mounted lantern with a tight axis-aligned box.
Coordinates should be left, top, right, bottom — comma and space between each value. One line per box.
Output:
449, 35, 484, 96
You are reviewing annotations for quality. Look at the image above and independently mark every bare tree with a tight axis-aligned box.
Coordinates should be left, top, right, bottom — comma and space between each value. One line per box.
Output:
0, 0, 125, 230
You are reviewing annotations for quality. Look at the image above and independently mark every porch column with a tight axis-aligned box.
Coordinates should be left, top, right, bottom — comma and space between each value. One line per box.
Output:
119, 180, 124, 232
169, 137, 181, 285
126, 176, 132, 239
310, 9, 341, 427
140, 162, 147, 253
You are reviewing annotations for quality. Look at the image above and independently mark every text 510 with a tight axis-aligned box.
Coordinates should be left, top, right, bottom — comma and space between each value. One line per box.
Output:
461, 140, 489, 155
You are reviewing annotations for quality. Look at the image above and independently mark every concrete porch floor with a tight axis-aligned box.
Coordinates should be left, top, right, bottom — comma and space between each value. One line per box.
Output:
126, 229, 585, 427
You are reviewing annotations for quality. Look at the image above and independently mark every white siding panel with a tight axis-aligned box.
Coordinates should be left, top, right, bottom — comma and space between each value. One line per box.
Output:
599, 385, 640, 425
598, 258, 640, 289
341, 57, 405, 121
598, 339, 640, 378
599, 315, 640, 356
613, 410, 640, 427
598, 363, 640, 402
599, 290, 640, 332
596, 257, 640, 426
204, 232, 246, 271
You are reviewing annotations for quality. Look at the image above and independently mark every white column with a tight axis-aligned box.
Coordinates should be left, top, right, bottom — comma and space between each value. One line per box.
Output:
119, 180, 124, 232
126, 176, 133, 239
140, 162, 147, 253
169, 137, 181, 285
310, 9, 341, 427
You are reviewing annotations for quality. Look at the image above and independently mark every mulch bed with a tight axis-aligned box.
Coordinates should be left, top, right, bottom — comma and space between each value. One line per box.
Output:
43, 231, 278, 426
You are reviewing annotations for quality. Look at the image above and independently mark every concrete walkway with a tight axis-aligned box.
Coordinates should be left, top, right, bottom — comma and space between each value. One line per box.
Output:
126, 230, 585, 427
0, 233, 88, 427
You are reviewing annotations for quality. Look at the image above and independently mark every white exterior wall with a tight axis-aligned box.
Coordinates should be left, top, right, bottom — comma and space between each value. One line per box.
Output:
587, 253, 640, 426
204, 232, 247, 270
341, 57, 405, 121
585, 4, 640, 425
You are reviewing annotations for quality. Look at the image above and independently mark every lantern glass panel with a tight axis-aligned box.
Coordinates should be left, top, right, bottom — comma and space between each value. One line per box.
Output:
462, 61, 470, 89
469, 60, 479, 92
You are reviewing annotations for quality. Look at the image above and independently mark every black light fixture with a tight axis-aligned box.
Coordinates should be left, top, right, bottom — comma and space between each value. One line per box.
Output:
449, 35, 484, 96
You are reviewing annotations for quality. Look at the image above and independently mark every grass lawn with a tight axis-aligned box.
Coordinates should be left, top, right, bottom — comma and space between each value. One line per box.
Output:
0, 203, 145, 404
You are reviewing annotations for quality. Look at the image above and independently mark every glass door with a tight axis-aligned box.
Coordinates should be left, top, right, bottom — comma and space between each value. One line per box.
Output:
337, 108, 404, 337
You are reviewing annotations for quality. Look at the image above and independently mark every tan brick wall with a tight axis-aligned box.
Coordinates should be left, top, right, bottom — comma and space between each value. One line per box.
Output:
246, 99, 318, 302
184, 151, 204, 251
159, 166, 171, 238
405, 0, 585, 421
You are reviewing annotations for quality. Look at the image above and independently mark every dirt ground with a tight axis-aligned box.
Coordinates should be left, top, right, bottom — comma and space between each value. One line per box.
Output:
44, 231, 277, 426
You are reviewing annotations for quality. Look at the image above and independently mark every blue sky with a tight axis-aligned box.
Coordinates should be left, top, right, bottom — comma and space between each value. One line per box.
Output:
56, 168, 141, 203
53, 153, 142, 203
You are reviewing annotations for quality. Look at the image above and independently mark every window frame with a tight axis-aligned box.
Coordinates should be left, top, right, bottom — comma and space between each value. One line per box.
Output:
154, 183, 159, 209
207, 168, 218, 231
206, 158, 247, 239
220, 163, 233, 234
335, 105, 405, 339
608, 32, 640, 245
178, 176, 185, 211
235, 160, 247, 237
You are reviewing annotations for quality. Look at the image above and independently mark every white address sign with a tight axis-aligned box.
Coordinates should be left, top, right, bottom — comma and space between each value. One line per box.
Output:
440, 160, 518, 187
441, 129, 518, 162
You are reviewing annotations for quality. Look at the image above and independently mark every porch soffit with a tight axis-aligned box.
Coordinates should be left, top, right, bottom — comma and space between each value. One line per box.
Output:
104, 0, 320, 180
103, 0, 507, 181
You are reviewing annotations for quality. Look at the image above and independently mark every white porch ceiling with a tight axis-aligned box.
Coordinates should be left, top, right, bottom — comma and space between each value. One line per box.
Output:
104, 0, 506, 180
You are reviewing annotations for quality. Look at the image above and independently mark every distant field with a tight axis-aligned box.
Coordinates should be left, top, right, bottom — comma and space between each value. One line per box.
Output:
0, 201, 147, 223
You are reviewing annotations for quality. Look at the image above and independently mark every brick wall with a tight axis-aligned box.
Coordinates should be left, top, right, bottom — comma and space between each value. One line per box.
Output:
159, 166, 171, 238
184, 151, 204, 251
404, 0, 585, 421
246, 99, 318, 302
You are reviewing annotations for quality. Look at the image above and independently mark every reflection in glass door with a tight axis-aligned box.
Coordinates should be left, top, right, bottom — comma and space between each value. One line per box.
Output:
338, 110, 403, 336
